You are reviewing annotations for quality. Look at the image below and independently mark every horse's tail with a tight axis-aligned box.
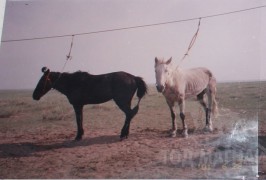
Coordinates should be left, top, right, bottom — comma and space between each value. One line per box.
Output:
209, 75, 219, 117
135, 76, 148, 102
204, 68, 218, 117
130, 77, 147, 117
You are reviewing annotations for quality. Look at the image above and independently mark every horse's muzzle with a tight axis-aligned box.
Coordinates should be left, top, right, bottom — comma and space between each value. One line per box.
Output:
156, 85, 165, 93
32, 94, 41, 101
33, 96, 40, 101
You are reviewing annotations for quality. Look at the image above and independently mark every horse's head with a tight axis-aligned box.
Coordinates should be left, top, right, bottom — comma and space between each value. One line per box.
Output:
32, 67, 53, 100
154, 57, 173, 93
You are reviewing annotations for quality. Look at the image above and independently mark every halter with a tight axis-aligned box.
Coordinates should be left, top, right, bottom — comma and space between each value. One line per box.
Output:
43, 72, 52, 94
40, 35, 73, 94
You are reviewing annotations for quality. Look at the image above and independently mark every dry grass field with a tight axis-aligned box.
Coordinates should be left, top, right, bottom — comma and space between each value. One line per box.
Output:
0, 82, 265, 179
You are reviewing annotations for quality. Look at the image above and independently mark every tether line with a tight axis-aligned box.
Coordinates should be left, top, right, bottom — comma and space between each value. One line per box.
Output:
66, 35, 74, 61
1, 5, 265, 43
49, 35, 75, 88
60, 35, 74, 73
177, 18, 201, 66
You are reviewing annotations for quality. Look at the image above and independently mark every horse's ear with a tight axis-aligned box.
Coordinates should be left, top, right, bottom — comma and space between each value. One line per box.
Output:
166, 57, 172, 64
155, 57, 159, 64
41, 67, 50, 74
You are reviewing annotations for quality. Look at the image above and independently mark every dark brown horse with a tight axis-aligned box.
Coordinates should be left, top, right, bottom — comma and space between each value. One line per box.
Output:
33, 67, 147, 141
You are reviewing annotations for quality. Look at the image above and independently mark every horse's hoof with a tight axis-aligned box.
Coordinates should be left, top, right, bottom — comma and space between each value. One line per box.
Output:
182, 133, 188, 138
75, 136, 82, 141
204, 126, 213, 132
120, 135, 128, 141
182, 131, 188, 138
170, 131, 177, 137
171, 134, 177, 138
120, 136, 127, 141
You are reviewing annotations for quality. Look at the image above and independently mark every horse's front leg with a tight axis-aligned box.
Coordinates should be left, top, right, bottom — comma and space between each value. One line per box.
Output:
179, 98, 188, 138
167, 101, 177, 137
73, 105, 84, 141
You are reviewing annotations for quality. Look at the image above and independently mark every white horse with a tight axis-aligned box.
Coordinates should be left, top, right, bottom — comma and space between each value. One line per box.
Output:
154, 57, 218, 137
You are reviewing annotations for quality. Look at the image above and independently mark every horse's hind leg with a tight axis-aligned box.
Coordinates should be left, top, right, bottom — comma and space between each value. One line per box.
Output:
120, 105, 136, 140
197, 89, 213, 132
114, 97, 137, 140
205, 90, 213, 132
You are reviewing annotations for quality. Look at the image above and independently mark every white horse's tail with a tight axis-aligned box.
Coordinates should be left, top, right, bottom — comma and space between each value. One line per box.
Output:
204, 69, 218, 117
209, 76, 218, 117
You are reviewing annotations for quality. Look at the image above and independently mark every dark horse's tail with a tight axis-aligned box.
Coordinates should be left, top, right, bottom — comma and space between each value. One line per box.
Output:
131, 77, 147, 117
135, 77, 148, 102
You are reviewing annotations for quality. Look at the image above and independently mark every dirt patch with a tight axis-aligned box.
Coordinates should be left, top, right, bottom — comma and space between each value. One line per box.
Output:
0, 114, 259, 178
0, 83, 264, 179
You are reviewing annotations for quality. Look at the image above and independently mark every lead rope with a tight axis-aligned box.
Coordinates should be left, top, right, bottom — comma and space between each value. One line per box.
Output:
50, 35, 75, 89
177, 18, 201, 67
61, 35, 75, 72
59, 35, 74, 76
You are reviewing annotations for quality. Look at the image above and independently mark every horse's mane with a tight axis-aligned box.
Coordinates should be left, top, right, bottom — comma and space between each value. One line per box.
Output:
73, 71, 91, 77
61, 71, 91, 77
57, 71, 92, 85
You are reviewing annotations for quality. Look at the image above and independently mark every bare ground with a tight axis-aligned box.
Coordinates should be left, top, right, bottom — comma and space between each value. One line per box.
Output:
0, 82, 265, 179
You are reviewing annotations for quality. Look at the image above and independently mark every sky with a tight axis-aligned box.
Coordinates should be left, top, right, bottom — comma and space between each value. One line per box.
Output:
0, 0, 265, 89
